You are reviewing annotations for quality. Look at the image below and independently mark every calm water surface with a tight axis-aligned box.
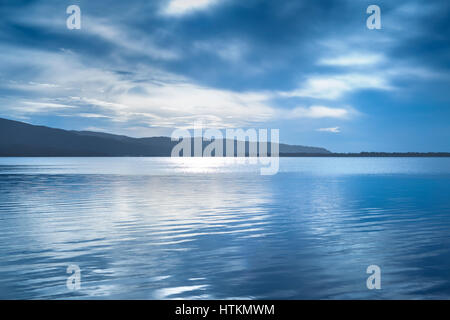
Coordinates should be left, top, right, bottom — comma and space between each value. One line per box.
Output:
0, 157, 449, 299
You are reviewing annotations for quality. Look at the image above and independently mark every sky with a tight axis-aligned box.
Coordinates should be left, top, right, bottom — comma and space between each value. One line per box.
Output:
0, 0, 449, 152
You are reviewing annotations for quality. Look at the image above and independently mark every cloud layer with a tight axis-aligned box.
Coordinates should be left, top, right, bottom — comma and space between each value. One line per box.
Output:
0, 0, 448, 151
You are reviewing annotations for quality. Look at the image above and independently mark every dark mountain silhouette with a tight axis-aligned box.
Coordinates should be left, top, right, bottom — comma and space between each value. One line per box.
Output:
0, 118, 331, 156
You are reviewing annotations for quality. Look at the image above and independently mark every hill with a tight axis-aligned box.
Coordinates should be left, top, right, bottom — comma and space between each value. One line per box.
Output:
0, 118, 331, 156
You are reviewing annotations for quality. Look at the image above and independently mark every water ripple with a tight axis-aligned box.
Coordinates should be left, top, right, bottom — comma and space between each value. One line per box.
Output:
0, 158, 449, 299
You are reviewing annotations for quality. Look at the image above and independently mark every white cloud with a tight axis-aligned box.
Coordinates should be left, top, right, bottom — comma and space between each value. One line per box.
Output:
86, 19, 179, 60
1, 44, 360, 133
194, 39, 248, 63
112, 82, 277, 128
28, 81, 60, 88
75, 113, 112, 119
283, 73, 391, 100
289, 106, 349, 119
316, 127, 340, 133
163, 0, 220, 15
82, 127, 109, 132
15, 101, 76, 113
319, 53, 384, 66
1, 45, 278, 129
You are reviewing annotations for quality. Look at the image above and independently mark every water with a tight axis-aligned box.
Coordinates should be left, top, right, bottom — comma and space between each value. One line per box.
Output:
0, 157, 449, 299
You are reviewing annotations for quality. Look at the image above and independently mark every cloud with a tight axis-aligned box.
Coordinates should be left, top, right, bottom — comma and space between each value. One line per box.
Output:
112, 81, 277, 128
82, 126, 109, 132
1, 40, 362, 132
194, 39, 248, 63
162, 0, 220, 16
319, 53, 384, 67
316, 127, 340, 133
84, 18, 180, 60
289, 106, 349, 119
75, 113, 112, 119
15, 101, 76, 113
1, 0, 448, 148
283, 73, 392, 100
0, 44, 278, 129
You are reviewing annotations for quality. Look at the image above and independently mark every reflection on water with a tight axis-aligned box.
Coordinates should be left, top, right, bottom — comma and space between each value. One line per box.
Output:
0, 157, 449, 299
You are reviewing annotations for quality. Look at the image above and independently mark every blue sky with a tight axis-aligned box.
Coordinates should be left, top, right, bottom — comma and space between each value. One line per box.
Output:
0, 0, 449, 152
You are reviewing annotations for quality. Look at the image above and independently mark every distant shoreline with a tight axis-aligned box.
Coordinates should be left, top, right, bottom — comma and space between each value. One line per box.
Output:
1, 118, 449, 158
279, 152, 450, 157
1, 153, 449, 158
